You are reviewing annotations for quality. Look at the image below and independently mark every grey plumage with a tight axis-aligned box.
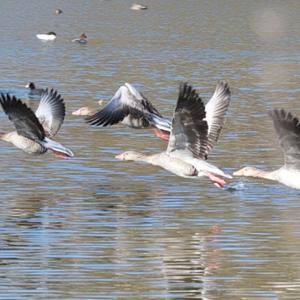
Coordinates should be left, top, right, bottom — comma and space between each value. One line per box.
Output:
35, 88, 66, 137
0, 94, 46, 143
167, 81, 231, 160
0, 90, 73, 157
85, 83, 171, 131
167, 83, 208, 159
269, 109, 300, 169
205, 80, 231, 157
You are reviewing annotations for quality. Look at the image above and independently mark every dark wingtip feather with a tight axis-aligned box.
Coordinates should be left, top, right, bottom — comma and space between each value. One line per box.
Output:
0, 94, 26, 114
0, 93, 46, 141
269, 108, 300, 134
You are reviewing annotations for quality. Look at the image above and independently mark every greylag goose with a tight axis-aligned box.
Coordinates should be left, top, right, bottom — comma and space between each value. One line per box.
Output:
234, 109, 300, 190
85, 83, 172, 141
25, 82, 45, 97
72, 33, 88, 44
72, 100, 105, 116
116, 82, 232, 188
0, 89, 73, 158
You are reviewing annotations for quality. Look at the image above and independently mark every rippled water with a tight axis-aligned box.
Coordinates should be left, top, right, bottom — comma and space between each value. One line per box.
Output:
1, 0, 300, 299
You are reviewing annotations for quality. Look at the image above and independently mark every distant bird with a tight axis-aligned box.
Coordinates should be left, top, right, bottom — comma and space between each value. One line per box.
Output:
234, 109, 300, 190
72, 100, 105, 116
25, 82, 45, 97
36, 32, 57, 41
131, 3, 148, 10
55, 9, 63, 15
0, 89, 73, 158
86, 83, 171, 141
72, 33, 88, 44
116, 82, 231, 188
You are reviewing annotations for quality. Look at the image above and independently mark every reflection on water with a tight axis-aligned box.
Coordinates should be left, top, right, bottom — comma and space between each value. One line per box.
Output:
0, 0, 300, 298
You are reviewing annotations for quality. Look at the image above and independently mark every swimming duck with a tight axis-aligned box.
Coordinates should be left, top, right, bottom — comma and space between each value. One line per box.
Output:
85, 83, 172, 141
234, 109, 300, 190
115, 82, 232, 188
55, 9, 63, 15
36, 32, 57, 41
131, 3, 148, 10
0, 89, 73, 158
72, 33, 88, 44
25, 82, 45, 97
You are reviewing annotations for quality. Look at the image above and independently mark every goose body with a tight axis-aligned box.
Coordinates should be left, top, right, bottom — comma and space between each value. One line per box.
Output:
0, 89, 73, 158
36, 32, 57, 41
116, 82, 232, 188
1, 131, 47, 154
86, 83, 172, 140
234, 109, 300, 190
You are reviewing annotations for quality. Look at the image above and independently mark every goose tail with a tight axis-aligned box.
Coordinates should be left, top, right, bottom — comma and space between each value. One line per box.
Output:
148, 114, 172, 132
43, 137, 74, 158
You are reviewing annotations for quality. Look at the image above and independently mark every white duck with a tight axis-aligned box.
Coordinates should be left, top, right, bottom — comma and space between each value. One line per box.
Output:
36, 32, 57, 41
0, 89, 73, 158
234, 109, 300, 190
116, 82, 231, 188
86, 83, 172, 141
131, 3, 148, 10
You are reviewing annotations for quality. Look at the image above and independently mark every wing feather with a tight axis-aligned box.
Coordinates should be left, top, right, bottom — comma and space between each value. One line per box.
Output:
35, 89, 65, 137
167, 83, 208, 159
85, 83, 169, 130
0, 94, 45, 142
205, 81, 231, 156
269, 109, 300, 168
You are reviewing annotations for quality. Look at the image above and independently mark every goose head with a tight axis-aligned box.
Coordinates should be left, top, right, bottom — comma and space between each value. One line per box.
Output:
115, 151, 145, 161
233, 166, 260, 177
72, 107, 93, 116
0, 132, 13, 142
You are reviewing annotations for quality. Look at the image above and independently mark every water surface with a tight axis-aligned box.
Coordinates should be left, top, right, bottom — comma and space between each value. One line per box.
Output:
1, 0, 300, 299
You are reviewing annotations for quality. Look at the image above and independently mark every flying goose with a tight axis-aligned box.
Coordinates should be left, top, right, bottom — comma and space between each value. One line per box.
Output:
0, 89, 73, 158
85, 83, 172, 141
115, 82, 231, 188
234, 109, 300, 190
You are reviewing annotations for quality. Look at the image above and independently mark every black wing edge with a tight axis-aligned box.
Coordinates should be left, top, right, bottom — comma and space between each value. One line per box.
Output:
0, 93, 45, 141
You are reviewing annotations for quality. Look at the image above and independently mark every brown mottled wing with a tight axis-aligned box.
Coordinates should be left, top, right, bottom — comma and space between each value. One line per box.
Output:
167, 83, 208, 159
205, 81, 231, 156
0, 94, 45, 142
269, 109, 300, 168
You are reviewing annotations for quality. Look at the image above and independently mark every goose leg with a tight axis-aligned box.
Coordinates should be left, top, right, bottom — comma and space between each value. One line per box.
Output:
205, 172, 226, 189
153, 128, 170, 141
